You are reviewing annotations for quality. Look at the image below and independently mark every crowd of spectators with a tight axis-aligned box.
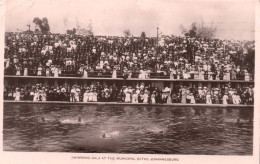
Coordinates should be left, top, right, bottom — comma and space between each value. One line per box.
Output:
4, 82, 254, 105
4, 32, 255, 81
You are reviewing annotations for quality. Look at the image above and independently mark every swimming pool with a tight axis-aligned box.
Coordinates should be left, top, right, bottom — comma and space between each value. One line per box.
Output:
3, 103, 253, 155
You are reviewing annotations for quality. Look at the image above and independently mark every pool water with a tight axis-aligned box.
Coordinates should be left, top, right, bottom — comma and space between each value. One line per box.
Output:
3, 104, 253, 155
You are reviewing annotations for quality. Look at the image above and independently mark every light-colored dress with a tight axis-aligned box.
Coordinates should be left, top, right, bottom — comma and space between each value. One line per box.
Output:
33, 92, 39, 102
222, 95, 228, 105
245, 73, 250, 81
139, 70, 144, 79
206, 95, 212, 104
46, 69, 50, 76
83, 70, 88, 78
190, 95, 196, 104
54, 67, 59, 77
112, 69, 117, 78
37, 67, 42, 76
14, 92, 20, 101
235, 95, 241, 104
232, 94, 237, 104
167, 93, 172, 104
5, 59, 10, 68
41, 93, 47, 101
143, 93, 149, 103
125, 93, 131, 102
75, 91, 80, 102
93, 92, 98, 102
199, 71, 204, 80
88, 92, 94, 102
181, 89, 187, 104
83, 92, 89, 102
132, 93, 138, 103
170, 71, 174, 79
151, 94, 156, 104
24, 68, 28, 76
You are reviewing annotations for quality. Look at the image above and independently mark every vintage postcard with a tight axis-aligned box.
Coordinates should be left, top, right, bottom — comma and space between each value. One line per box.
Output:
0, 0, 259, 163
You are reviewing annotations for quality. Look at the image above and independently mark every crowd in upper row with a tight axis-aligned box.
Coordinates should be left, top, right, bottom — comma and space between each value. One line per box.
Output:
4, 82, 254, 105
4, 32, 255, 81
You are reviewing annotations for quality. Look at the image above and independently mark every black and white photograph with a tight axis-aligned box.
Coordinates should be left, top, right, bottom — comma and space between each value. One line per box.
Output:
1, 0, 259, 163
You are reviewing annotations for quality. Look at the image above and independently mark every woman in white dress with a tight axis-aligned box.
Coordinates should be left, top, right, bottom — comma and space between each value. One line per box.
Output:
222, 93, 229, 105
46, 68, 50, 76
132, 91, 138, 103
24, 68, 28, 76
206, 92, 212, 104
151, 92, 156, 104
244, 70, 250, 81
112, 67, 117, 78
83, 90, 89, 102
138, 69, 144, 79
83, 68, 88, 78
75, 88, 81, 102
125, 91, 131, 103
224, 71, 230, 81
88, 90, 94, 102
41, 90, 47, 101
13, 88, 21, 101
232, 93, 240, 104
198, 87, 203, 98
93, 90, 98, 102
199, 70, 204, 80
33, 90, 39, 102
169, 68, 175, 79
183, 70, 189, 79
37, 66, 42, 76
54, 66, 59, 77
189, 93, 196, 104
166, 92, 172, 104
5, 58, 10, 68
143, 91, 149, 103
235, 95, 241, 104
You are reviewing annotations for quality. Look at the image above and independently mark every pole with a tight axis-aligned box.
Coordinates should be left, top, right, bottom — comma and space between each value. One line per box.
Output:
27, 21, 31, 31
156, 27, 159, 78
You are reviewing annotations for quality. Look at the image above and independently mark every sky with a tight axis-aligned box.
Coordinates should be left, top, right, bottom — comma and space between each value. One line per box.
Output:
4, 0, 255, 40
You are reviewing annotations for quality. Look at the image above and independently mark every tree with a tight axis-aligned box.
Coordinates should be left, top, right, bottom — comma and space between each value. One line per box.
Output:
141, 32, 146, 38
123, 29, 131, 37
189, 22, 197, 38
180, 21, 217, 39
67, 28, 76, 35
87, 20, 94, 36
179, 25, 187, 35
33, 17, 50, 34
196, 21, 217, 40
75, 19, 94, 36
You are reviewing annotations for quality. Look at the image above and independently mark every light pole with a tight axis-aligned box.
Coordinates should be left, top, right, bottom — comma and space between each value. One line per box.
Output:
27, 21, 31, 32
156, 27, 159, 78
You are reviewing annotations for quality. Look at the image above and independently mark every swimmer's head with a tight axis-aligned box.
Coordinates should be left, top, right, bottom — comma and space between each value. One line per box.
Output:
78, 116, 81, 122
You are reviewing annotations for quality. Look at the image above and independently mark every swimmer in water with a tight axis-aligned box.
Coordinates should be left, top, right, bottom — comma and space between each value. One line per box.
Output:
101, 131, 120, 139
78, 116, 82, 122
101, 130, 107, 138
237, 116, 240, 124
41, 116, 45, 122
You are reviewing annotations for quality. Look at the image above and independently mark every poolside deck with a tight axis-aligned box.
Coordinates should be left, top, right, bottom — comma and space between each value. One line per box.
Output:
4, 100, 254, 108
